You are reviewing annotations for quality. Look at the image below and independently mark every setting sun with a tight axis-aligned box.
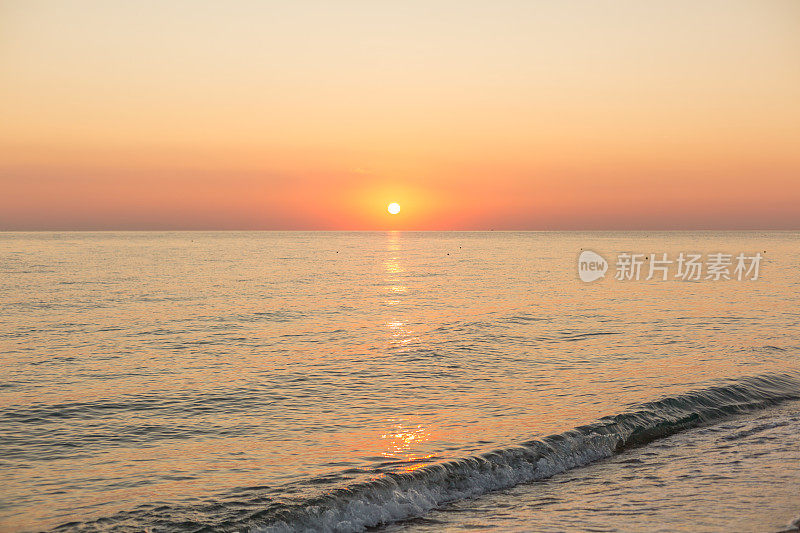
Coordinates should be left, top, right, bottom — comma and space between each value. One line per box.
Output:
387, 203, 401, 215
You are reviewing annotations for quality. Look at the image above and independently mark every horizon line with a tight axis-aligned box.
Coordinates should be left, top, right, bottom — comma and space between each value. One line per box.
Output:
2, 228, 799, 233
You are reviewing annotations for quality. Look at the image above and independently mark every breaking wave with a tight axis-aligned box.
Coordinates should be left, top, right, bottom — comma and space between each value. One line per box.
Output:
254, 372, 800, 533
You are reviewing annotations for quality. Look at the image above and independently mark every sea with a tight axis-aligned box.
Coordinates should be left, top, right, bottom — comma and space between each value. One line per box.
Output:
1, 231, 799, 532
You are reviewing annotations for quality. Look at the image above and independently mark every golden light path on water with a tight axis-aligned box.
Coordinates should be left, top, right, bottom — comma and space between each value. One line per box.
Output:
380, 232, 433, 471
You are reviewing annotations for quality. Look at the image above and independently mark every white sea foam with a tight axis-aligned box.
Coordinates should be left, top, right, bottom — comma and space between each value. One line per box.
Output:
253, 372, 800, 533
256, 434, 617, 533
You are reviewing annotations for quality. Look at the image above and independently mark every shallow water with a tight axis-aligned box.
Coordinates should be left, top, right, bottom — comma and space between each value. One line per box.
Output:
1, 231, 799, 532
385, 400, 800, 533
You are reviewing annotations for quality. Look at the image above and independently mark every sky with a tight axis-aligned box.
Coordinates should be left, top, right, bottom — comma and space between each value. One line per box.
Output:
1, 0, 799, 230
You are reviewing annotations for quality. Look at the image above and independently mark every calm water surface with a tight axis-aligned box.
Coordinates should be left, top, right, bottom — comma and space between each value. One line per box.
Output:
1, 231, 799, 532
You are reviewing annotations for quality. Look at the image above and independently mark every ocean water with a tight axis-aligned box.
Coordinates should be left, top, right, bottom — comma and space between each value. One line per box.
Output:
1, 231, 799, 532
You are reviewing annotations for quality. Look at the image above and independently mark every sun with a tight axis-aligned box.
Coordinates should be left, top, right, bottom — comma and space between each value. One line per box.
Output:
387, 202, 401, 215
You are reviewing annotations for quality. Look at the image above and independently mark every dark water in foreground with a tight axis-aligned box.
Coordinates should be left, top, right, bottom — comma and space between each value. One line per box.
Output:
1, 231, 799, 532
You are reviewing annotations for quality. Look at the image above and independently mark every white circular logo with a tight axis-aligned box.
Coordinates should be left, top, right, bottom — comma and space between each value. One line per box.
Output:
578, 250, 608, 282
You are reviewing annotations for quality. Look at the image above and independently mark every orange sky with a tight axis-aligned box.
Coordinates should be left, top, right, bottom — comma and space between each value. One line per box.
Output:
1, 0, 799, 230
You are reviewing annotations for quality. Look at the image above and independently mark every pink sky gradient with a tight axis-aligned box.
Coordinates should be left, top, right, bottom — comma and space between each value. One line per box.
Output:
2, 1, 799, 230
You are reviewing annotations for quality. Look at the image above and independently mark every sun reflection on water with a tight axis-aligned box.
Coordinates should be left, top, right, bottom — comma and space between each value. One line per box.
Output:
383, 232, 418, 345
384, 259, 403, 274
380, 420, 434, 471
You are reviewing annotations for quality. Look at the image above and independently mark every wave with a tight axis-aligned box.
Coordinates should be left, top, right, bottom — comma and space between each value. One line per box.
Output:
253, 372, 800, 533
